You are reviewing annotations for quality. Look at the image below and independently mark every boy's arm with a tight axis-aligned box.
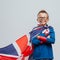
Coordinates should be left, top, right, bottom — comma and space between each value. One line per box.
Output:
30, 31, 42, 45
37, 27, 55, 44
31, 37, 43, 45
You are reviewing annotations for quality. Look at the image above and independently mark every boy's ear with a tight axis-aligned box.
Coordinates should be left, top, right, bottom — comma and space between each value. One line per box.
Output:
47, 19, 49, 22
37, 18, 38, 21
47, 17, 49, 21
48, 18, 49, 21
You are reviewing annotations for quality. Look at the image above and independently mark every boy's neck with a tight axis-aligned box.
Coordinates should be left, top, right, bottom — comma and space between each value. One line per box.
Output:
37, 24, 47, 27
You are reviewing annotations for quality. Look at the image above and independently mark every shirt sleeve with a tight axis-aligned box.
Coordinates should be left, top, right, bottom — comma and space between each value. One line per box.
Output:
46, 26, 55, 44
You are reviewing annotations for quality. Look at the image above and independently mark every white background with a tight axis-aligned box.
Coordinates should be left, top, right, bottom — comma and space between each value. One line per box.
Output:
0, 0, 60, 60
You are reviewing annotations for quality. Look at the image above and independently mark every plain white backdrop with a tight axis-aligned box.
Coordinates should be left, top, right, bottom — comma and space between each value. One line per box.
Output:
0, 0, 60, 60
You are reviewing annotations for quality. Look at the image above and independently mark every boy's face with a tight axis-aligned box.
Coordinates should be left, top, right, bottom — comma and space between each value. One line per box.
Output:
37, 13, 49, 25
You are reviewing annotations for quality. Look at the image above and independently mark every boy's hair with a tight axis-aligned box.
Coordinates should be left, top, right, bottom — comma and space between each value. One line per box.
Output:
37, 10, 49, 19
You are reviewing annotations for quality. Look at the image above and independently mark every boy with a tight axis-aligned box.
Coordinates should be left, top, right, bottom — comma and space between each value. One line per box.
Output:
29, 10, 55, 60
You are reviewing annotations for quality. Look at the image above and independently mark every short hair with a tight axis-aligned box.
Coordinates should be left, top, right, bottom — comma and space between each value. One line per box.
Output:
37, 10, 49, 19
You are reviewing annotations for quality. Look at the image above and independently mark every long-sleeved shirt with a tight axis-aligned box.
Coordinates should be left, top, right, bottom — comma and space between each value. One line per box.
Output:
29, 25, 55, 59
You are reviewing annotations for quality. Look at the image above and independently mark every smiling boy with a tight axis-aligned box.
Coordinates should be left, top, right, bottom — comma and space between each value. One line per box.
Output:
29, 10, 55, 60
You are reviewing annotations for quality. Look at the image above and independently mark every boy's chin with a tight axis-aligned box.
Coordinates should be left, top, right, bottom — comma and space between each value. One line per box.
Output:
40, 23, 46, 25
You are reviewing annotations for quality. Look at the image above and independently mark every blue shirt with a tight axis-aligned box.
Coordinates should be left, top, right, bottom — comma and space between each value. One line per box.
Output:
29, 25, 55, 59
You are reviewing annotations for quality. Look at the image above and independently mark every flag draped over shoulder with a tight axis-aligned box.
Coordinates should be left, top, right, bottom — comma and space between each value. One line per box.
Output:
0, 35, 28, 60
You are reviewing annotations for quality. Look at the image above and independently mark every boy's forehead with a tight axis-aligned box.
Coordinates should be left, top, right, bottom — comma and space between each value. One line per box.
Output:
38, 13, 48, 17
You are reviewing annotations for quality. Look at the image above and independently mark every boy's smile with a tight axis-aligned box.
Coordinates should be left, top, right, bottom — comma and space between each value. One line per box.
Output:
37, 13, 49, 25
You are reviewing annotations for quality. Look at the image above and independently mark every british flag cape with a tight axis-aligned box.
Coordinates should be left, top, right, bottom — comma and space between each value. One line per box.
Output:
0, 35, 30, 60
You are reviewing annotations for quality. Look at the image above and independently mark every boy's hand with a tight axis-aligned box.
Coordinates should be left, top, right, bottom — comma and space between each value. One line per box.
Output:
37, 35, 47, 42
37, 36, 41, 39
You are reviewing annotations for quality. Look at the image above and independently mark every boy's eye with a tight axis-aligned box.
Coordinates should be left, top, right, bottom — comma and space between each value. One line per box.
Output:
37, 17, 47, 20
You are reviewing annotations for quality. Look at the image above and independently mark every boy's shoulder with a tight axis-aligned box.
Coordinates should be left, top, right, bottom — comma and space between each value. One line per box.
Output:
29, 26, 41, 33
48, 25, 54, 29
32, 26, 40, 30
48, 25, 55, 32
